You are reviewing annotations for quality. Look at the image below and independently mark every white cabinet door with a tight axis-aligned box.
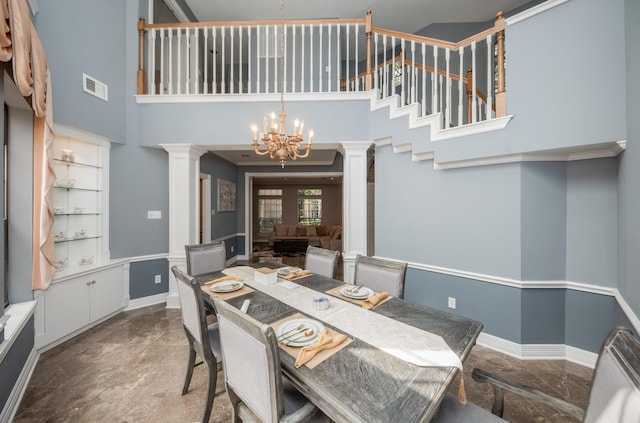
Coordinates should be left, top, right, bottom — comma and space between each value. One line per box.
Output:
39, 276, 91, 347
90, 265, 125, 322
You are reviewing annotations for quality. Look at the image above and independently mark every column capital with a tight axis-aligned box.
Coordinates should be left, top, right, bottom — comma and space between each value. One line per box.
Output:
340, 141, 374, 155
160, 143, 208, 158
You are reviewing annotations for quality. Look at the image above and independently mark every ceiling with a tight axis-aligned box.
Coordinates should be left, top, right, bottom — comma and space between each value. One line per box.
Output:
180, 0, 534, 167
182, 0, 533, 34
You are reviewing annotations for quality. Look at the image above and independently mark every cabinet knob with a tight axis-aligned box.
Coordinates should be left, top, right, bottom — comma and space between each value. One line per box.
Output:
86, 281, 92, 286
91, 280, 96, 285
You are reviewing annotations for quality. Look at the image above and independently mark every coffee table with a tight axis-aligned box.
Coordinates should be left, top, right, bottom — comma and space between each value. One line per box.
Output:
273, 239, 309, 255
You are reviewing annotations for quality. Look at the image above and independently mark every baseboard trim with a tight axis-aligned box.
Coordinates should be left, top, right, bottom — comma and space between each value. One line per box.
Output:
125, 293, 168, 311
477, 331, 598, 369
0, 347, 39, 423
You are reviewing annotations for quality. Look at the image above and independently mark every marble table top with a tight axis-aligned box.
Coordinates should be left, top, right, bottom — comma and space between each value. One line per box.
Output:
197, 262, 483, 423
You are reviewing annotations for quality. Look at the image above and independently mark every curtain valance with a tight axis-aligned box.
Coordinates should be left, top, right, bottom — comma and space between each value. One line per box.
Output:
1, 0, 56, 291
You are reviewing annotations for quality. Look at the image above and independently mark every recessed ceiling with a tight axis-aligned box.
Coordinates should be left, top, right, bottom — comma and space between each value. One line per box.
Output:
182, 0, 535, 34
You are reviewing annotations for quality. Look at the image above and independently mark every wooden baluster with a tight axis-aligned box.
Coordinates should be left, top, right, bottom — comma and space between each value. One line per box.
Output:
471, 40, 477, 123
373, 32, 378, 93
445, 48, 451, 128
301, 25, 305, 92
400, 39, 406, 105
193, 27, 199, 94
495, 11, 506, 117
411, 40, 416, 104
327, 25, 331, 92
458, 46, 464, 126
355, 24, 359, 91
486, 34, 493, 118
150, 28, 156, 95
221, 27, 226, 93
319, 24, 323, 92
336, 24, 341, 92
365, 10, 372, 91
168, 29, 173, 94
203, 27, 208, 94
177, 29, 183, 94
230, 26, 235, 94
466, 68, 473, 124
309, 25, 314, 92
346, 25, 350, 91
421, 43, 426, 116
212, 27, 217, 94
432, 45, 438, 113
383, 34, 388, 98
247, 26, 252, 94
239, 26, 243, 93
276, 24, 280, 94
160, 29, 165, 94
284, 25, 288, 94
292, 25, 297, 92
137, 18, 147, 95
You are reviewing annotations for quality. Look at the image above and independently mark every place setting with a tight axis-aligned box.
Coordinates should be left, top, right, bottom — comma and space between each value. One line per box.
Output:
201, 275, 254, 299
325, 284, 392, 309
276, 266, 313, 281
272, 313, 351, 369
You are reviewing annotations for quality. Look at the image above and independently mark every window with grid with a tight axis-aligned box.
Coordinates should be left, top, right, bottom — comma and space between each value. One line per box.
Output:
257, 189, 282, 233
297, 189, 322, 226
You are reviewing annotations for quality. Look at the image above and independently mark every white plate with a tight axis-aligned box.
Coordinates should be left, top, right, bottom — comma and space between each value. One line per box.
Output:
277, 267, 302, 276
209, 281, 244, 293
276, 318, 325, 347
340, 286, 374, 299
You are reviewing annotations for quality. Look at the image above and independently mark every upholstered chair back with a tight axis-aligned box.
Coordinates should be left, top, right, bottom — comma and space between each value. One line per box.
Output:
185, 241, 226, 276
173, 266, 204, 345
583, 327, 640, 423
304, 246, 339, 279
354, 255, 408, 298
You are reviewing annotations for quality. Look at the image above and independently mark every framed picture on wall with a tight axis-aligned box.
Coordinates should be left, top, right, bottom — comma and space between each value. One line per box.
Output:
217, 178, 236, 212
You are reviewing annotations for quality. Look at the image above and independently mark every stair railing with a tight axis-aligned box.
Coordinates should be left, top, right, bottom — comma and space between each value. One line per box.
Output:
137, 11, 506, 129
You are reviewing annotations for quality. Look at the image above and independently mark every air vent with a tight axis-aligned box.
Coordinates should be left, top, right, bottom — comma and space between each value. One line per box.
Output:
82, 73, 108, 101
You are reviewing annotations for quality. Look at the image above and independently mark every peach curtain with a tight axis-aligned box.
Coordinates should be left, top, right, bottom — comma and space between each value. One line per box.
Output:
2, 0, 56, 290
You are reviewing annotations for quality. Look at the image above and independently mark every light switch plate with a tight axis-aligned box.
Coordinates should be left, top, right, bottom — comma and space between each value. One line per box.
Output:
147, 211, 161, 219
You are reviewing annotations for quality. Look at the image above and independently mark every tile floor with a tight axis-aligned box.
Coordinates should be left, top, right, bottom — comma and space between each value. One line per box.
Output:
14, 256, 593, 422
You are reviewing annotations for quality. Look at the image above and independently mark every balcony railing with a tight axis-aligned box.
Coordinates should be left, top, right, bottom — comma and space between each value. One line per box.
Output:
137, 11, 506, 128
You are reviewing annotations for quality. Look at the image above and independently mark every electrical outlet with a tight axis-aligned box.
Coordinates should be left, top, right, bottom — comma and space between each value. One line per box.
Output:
147, 210, 161, 219
155, 274, 161, 284
448, 297, 456, 309
230, 246, 234, 253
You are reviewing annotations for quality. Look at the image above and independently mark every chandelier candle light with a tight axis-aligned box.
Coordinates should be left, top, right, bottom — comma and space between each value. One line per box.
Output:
251, 0, 313, 168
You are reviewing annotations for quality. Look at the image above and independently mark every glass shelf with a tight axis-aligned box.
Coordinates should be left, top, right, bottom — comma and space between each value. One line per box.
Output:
53, 186, 102, 192
53, 158, 102, 169
53, 213, 102, 216
54, 236, 101, 244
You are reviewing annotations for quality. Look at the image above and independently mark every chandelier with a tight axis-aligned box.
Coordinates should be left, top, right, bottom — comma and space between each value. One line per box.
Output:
251, 0, 313, 168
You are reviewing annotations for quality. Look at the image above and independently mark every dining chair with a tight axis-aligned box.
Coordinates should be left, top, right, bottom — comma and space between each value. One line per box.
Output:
304, 245, 340, 279
212, 297, 330, 423
433, 326, 640, 422
171, 266, 223, 423
185, 240, 226, 277
353, 254, 408, 299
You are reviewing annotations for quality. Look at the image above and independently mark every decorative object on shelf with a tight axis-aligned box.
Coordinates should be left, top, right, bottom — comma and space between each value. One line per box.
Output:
55, 257, 68, 271
73, 229, 87, 239
73, 206, 85, 214
79, 255, 95, 265
217, 178, 236, 212
56, 178, 75, 188
61, 149, 75, 162
250, 0, 313, 168
54, 205, 65, 214
54, 231, 67, 242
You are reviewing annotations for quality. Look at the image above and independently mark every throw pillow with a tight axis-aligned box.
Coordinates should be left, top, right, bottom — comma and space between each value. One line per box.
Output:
275, 224, 288, 236
296, 226, 306, 236
306, 226, 318, 236
288, 225, 298, 236
316, 225, 328, 236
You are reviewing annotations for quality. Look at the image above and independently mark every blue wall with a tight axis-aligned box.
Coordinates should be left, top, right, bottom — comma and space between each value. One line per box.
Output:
0, 316, 34, 413
129, 259, 169, 300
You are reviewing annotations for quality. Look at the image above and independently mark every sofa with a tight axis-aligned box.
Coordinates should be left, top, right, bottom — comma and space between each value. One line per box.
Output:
268, 224, 342, 251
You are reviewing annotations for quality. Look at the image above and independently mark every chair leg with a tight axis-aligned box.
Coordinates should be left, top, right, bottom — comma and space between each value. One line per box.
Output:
182, 343, 197, 395
201, 365, 217, 423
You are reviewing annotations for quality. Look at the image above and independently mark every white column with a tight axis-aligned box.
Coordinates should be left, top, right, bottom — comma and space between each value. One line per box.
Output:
340, 141, 373, 283
161, 144, 207, 308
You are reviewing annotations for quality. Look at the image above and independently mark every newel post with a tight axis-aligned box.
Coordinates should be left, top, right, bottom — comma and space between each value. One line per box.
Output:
137, 17, 147, 95
365, 10, 373, 91
494, 11, 506, 117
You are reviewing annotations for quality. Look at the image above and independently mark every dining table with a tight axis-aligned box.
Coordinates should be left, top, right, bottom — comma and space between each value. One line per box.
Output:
195, 262, 483, 423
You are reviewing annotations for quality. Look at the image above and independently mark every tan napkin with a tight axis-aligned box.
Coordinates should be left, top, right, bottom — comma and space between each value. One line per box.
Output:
283, 269, 312, 280
295, 329, 347, 368
362, 291, 389, 310
204, 275, 237, 285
